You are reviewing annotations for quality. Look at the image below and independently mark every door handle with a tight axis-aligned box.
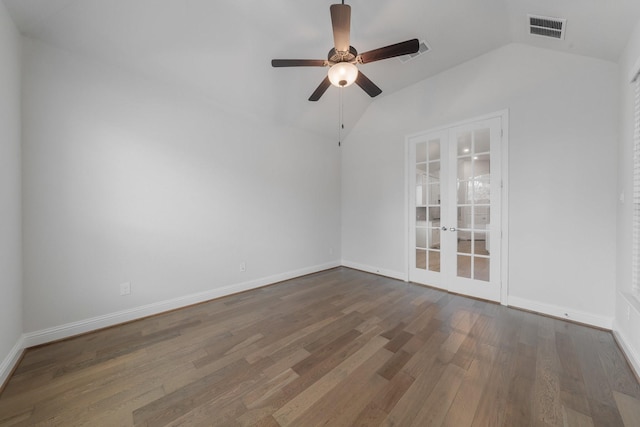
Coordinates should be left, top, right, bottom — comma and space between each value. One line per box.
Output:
450, 227, 456, 232
441, 226, 448, 231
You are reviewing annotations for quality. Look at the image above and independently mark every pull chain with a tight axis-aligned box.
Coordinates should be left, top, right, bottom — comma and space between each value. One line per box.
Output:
338, 87, 344, 147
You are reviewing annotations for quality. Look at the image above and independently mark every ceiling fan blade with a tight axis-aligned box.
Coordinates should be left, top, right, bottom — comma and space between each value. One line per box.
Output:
272, 59, 326, 67
309, 76, 332, 101
358, 39, 420, 64
355, 71, 382, 98
330, 4, 351, 52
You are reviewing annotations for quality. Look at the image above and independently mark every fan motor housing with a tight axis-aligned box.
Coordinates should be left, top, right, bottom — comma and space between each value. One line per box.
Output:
328, 46, 358, 63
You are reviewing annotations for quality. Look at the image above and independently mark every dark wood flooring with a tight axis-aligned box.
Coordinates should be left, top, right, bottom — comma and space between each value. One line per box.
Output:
1, 267, 639, 426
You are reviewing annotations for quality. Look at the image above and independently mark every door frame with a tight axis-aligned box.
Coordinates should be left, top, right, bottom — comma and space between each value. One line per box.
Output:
404, 109, 509, 305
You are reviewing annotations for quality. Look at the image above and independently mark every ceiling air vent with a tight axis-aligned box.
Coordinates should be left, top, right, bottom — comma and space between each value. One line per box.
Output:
398, 40, 430, 63
528, 14, 566, 40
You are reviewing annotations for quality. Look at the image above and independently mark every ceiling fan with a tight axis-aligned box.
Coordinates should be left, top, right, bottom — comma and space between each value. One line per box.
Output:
271, 1, 420, 101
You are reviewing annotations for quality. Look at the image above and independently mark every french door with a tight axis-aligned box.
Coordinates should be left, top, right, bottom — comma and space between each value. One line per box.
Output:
408, 116, 502, 302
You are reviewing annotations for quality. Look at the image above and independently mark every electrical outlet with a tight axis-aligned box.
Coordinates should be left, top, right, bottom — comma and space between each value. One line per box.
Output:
240, 261, 246, 272
120, 282, 131, 296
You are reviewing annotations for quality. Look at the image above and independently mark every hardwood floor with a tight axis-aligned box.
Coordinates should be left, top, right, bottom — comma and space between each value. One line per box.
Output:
1, 267, 639, 426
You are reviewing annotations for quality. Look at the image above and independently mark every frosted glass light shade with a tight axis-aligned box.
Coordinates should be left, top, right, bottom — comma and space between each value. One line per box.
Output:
328, 62, 358, 87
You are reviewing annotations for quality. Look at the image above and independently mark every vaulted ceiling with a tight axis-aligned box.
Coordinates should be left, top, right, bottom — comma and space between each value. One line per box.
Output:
5, 0, 640, 139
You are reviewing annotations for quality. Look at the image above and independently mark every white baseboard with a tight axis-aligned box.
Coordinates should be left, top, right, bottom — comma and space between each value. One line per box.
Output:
0, 336, 25, 390
22, 261, 341, 348
508, 296, 613, 329
341, 260, 407, 282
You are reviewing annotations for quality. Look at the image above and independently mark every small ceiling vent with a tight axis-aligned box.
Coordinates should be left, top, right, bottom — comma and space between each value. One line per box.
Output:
398, 40, 430, 63
528, 14, 566, 40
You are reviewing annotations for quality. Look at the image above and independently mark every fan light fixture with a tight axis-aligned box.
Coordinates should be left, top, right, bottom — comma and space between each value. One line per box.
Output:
328, 62, 358, 87
271, 2, 420, 101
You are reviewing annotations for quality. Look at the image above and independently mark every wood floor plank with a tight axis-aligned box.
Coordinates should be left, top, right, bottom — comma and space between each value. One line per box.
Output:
292, 348, 391, 427
532, 335, 563, 427
503, 342, 537, 426
450, 313, 490, 370
255, 324, 385, 412
243, 367, 299, 409
0, 267, 638, 426
0, 408, 33, 426
383, 330, 414, 353
377, 349, 412, 381
562, 405, 595, 427
369, 369, 415, 415
441, 344, 497, 427
613, 391, 640, 427
555, 331, 591, 416
403, 303, 438, 334
410, 362, 467, 426
167, 342, 263, 394
384, 354, 450, 425
595, 333, 640, 399
471, 339, 519, 427
570, 327, 626, 426
292, 329, 361, 376
261, 348, 310, 379
272, 334, 389, 426
237, 408, 280, 427
244, 314, 341, 364
133, 357, 268, 426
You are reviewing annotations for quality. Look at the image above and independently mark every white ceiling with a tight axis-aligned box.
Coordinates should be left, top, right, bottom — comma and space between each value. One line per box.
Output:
4, 0, 640, 140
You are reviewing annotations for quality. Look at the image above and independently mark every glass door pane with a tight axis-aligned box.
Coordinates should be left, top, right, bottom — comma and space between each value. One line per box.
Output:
415, 139, 442, 272
455, 127, 491, 281
410, 130, 447, 290
427, 139, 441, 272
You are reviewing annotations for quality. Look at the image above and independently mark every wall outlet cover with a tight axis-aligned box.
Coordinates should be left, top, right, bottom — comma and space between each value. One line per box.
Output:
120, 282, 131, 296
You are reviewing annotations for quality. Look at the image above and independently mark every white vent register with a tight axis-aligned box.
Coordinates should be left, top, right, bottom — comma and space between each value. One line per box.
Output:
528, 14, 566, 40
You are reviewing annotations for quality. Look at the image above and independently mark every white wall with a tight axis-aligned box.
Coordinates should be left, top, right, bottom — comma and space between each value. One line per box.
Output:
0, 1, 22, 384
21, 39, 341, 336
615, 18, 640, 376
342, 43, 618, 325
